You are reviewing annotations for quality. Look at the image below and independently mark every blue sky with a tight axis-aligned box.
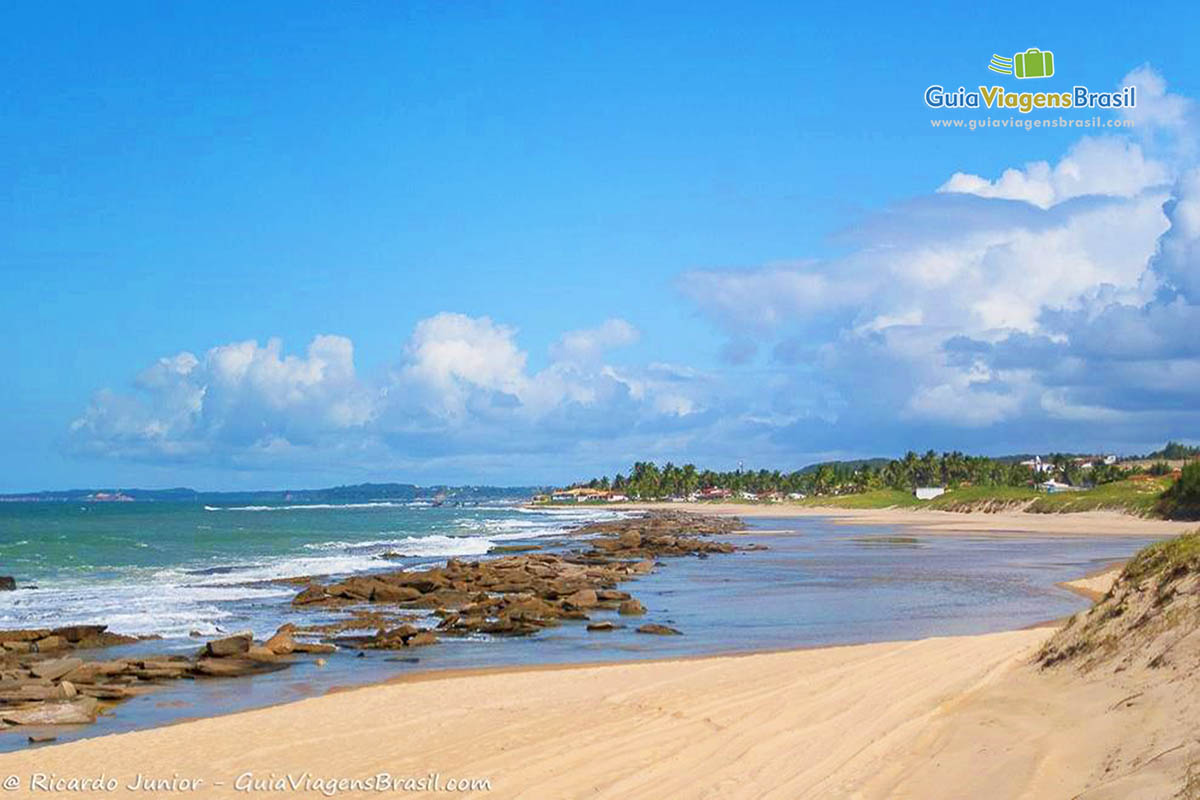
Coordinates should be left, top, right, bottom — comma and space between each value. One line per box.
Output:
2, 1, 1199, 490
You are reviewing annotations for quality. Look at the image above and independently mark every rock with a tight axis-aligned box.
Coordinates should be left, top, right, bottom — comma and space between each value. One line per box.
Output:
2, 696, 99, 726
292, 584, 329, 605
28, 735, 57, 744
407, 631, 438, 647
192, 657, 286, 678
564, 589, 599, 609
205, 632, 253, 657
618, 599, 647, 615
314, 658, 327, 667
0, 629, 51, 643
1, 641, 32, 654
369, 584, 421, 603
33, 636, 67, 653
75, 684, 136, 700
50, 624, 107, 643
628, 559, 656, 575
30, 657, 83, 681
0, 577, 15, 591
636, 624, 683, 636
264, 626, 296, 655
54, 681, 78, 700
586, 621, 622, 632
190, 630, 203, 638
618, 530, 642, 549
246, 646, 280, 663
291, 642, 336, 654
491, 545, 542, 553
75, 631, 138, 649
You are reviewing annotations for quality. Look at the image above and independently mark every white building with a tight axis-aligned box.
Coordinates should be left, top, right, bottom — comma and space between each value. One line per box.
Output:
914, 486, 946, 500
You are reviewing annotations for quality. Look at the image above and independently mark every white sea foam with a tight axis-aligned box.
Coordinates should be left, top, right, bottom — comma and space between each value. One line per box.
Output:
204, 501, 415, 512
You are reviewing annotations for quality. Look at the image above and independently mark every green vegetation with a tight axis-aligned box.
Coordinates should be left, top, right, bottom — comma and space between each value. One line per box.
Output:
564, 442, 1198, 517
1146, 441, 1200, 460
1158, 462, 1200, 519
1121, 529, 1200, 585
582, 452, 1042, 500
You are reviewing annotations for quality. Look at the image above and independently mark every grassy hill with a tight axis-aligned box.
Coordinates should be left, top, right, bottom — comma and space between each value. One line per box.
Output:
783, 477, 1175, 516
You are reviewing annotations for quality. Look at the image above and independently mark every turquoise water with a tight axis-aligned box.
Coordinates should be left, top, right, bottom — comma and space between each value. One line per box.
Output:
0, 503, 1159, 750
0, 501, 622, 638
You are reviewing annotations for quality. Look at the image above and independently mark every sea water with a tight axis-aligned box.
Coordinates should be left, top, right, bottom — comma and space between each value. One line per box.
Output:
0, 503, 1158, 750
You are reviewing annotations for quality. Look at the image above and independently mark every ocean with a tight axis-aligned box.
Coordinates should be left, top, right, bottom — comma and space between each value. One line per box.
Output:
0, 502, 1158, 750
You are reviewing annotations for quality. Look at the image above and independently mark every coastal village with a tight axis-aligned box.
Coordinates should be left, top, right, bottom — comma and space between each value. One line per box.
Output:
537, 444, 1199, 508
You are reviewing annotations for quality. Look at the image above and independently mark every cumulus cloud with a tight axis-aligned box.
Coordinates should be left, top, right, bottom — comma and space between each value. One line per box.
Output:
680, 65, 1200, 449
549, 318, 639, 364
70, 316, 706, 472
938, 136, 1170, 208
70, 66, 1200, 474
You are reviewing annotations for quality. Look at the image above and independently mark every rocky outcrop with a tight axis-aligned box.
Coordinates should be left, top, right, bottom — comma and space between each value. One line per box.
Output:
0, 577, 15, 592
636, 624, 683, 635
0, 623, 330, 733
285, 511, 745, 645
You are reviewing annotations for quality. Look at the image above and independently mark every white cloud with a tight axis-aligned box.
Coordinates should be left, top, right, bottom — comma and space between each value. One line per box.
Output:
549, 318, 639, 364
70, 316, 707, 470
681, 66, 1200, 438
938, 136, 1169, 209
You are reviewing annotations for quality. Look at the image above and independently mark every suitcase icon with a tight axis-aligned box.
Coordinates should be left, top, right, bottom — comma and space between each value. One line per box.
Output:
1014, 48, 1054, 79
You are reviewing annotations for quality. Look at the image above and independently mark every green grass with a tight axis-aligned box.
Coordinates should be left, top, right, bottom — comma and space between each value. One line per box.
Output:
1026, 477, 1172, 515
790, 489, 922, 509
788, 477, 1174, 516
1121, 529, 1200, 584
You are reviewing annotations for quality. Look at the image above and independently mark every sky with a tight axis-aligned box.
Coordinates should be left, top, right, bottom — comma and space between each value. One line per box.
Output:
2, 1, 1199, 491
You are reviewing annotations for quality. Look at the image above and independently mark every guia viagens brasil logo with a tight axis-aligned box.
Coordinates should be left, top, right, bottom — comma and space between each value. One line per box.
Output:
925, 48, 1136, 113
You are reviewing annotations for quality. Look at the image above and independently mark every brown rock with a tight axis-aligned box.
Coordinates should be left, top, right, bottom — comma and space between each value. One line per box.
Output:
291, 642, 337, 654
369, 584, 421, 603
0, 577, 15, 591
29, 657, 83, 681
618, 530, 642, 549
586, 621, 622, 632
407, 631, 438, 647
2, 696, 99, 726
75, 684, 136, 700
564, 589, 599, 609
246, 646, 280, 663
205, 632, 253, 657
618, 599, 647, 615
50, 624, 107, 643
628, 559, 656, 575
192, 657, 286, 678
636, 624, 683, 636
33, 636, 67, 652
1, 641, 32, 654
264, 626, 296, 655
292, 584, 329, 605
0, 629, 50, 643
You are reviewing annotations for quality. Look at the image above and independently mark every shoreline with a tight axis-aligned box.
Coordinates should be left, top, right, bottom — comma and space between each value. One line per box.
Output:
614, 501, 1196, 536
1, 509, 1184, 797
0, 629, 1057, 799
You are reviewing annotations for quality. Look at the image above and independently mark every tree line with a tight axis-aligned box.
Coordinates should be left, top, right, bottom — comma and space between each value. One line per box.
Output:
574, 450, 1132, 499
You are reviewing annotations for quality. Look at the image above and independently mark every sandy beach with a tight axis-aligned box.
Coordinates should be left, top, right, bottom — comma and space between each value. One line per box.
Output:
1, 512, 1194, 799
622, 502, 1198, 537
1, 616, 1192, 799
